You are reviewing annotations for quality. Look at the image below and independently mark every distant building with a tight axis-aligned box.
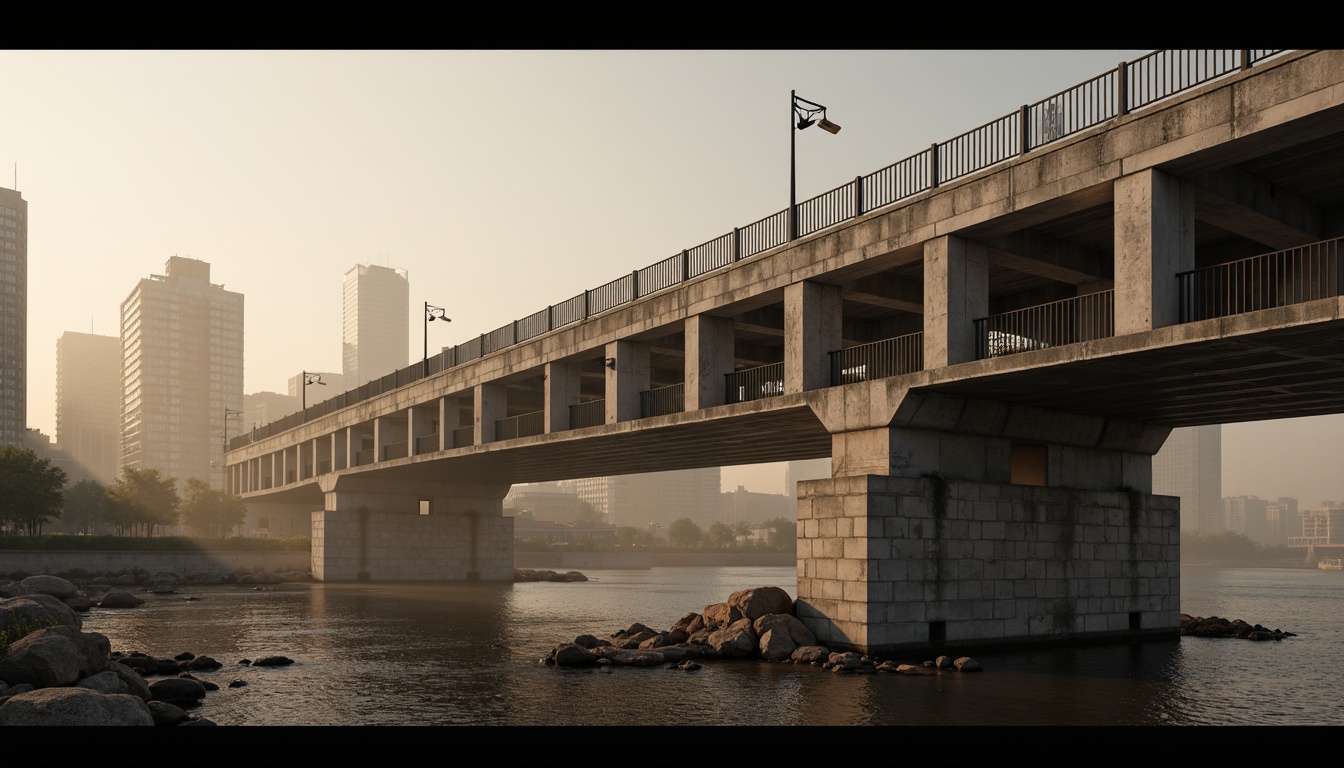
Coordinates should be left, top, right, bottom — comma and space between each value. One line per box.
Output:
1154, 425, 1222, 532
720, 485, 792, 525
1223, 495, 1275, 545
1290, 505, 1344, 547
504, 482, 593, 523
784, 458, 830, 502
120, 257, 244, 490
56, 332, 122, 484
512, 518, 616, 545
342, 264, 408, 387
243, 391, 300, 435
288, 371, 344, 410
561, 467, 721, 529
0, 187, 27, 447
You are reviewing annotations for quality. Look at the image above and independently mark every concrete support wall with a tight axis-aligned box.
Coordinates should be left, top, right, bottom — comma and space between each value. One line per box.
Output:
685, 314, 735, 410
440, 397, 460, 450
312, 479, 513, 582
796, 474, 1181, 655
605, 339, 649, 423
1115, 168, 1195, 334
475, 382, 506, 444
785, 281, 843, 394
409, 405, 435, 456
544, 361, 582, 433
923, 235, 989, 368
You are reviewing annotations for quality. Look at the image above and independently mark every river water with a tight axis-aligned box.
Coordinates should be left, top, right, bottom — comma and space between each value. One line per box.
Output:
78, 565, 1343, 730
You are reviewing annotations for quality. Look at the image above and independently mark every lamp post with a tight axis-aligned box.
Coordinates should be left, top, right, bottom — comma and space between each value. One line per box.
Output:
223, 408, 241, 449
790, 90, 841, 241
302, 371, 325, 411
424, 302, 450, 377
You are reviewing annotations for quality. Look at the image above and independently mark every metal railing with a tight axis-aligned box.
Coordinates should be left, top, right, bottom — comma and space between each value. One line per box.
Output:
229, 49, 1291, 452
640, 383, 685, 418
975, 290, 1114, 359
726, 363, 785, 404
1178, 237, 1344, 322
495, 410, 545, 441
830, 332, 924, 385
451, 426, 473, 449
569, 399, 606, 429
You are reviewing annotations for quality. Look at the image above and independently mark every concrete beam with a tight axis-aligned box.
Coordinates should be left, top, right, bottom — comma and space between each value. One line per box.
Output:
985, 229, 1112, 285
840, 273, 924, 314
1191, 166, 1323, 249
785, 281, 843, 394
923, 235, 988, 367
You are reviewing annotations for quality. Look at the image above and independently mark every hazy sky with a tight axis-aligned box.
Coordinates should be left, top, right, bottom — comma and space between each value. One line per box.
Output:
3, 49, 1340, 504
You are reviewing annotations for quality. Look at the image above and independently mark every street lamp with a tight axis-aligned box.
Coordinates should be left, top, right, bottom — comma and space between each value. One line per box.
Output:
302, 371, 325, 410
790, 90, 841, 241
424, 302, 450, 377
223, 408, 241, 449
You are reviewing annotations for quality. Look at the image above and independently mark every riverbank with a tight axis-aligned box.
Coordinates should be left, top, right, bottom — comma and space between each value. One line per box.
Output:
513, 550, 796, 570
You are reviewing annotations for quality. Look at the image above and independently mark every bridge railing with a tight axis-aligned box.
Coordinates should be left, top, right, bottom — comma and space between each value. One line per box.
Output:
974, 290, 1115, 359
1178, 237, 1344, 322
231, 49, 1292, 453
640, 383, 685, 418
451, 425, 473, 449
830, 332, 924, 385
496, 411, 545, 441
569, 399, 606, 429
726, 363, 785, 404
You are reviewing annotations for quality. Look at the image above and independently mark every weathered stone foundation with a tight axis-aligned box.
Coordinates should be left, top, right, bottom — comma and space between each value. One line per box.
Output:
796, 474, 1180, 656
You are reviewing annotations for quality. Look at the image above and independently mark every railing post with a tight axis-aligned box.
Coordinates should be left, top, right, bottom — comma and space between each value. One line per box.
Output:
512, 320, 518, 344
1241, 49, 1251, 71
1117, 61, 1129, 116
852, 176, 862, 217
930, 143, 940, 189
547, 305, 553, 332
733, 227, 741, 261
583, 290, 590, 319
631, 269, 639, 299
681, 249, 689, 281
1019, 105, 1030, 154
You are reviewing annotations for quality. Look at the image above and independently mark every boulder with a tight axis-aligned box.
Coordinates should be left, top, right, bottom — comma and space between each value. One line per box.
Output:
1, 594, 83, 643
550, 643, 597, 667
19, 575, 78, 600
98, 589, 144, 609
148, 676, 207, 708
790, 645, 830, 664
953, 657, 982, 672
753, 613, 817, 660
0, 687, 154, 726
0, 627, 110, 688
707, 618, 757, 658
700, 602, 742, 630
148, 700, 193, 726
727, 586, 793, 621
590, 647, 665, 667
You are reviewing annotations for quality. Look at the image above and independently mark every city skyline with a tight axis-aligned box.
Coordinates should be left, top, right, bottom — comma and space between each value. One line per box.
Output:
4, 49, 1342, 502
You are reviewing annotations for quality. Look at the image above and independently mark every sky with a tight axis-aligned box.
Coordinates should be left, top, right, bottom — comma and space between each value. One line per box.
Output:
3, 48, 1341, 504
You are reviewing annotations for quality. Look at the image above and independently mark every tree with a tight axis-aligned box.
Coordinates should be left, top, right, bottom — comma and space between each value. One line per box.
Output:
667, 517, 703, 548
708, 521, 738, 548
615, 526, 659, 548
761, 517, 797, 551
0, 446, 67, 535
63, 479, 109, 535
106, 467, 180, 537
180, 477, 247, 537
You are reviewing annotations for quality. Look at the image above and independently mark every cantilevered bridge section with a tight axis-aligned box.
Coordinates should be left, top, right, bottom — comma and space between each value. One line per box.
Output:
227, 49, 1344, 655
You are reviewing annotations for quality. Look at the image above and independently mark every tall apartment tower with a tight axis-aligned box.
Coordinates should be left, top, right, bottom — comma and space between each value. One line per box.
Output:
120, 257, 243, 490
1153, 425, 1223, 533
342, 264, 408, 387
562, 468, 722, 529
0, 187, 27, 447
56, 332, 122, 484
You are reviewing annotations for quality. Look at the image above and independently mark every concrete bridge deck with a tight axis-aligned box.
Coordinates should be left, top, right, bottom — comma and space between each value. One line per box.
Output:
226, 49, 1344, 655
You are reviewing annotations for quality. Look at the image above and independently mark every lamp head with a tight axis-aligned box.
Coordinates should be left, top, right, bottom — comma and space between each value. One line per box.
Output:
817, 118, 841, 134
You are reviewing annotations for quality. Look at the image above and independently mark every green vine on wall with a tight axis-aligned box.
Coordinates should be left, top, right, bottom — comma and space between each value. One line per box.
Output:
921, 472, 950, 602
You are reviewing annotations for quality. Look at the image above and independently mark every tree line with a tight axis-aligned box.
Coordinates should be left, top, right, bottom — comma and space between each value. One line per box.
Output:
612, 517, 797, 551
0, 446, 246, 538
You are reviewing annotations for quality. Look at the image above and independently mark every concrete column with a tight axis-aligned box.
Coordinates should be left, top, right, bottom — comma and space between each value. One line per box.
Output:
335, 428, 349, 471
923, 235, 989, 368
544, 361, 582, 433
685, 314, 735, 410
475, 382, 507, 444
785, 281, 843, 394
440, 396, 461, 449
605, 339, 649, 423
1114, 168, 1195, 334
410, 406, 435, 456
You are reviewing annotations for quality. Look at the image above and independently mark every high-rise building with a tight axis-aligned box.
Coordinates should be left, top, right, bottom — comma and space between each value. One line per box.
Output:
561, 467, 722, 529
1153, 425, 1223, 533
0, 187, 27, 447
56, 332, 122, 484
342, 264, 408, 387
120, 257, 243, 490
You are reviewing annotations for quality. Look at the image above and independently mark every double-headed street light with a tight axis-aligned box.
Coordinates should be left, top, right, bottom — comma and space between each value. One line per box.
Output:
302, 371, 325, 411
223, 407, 241, 450
790, 90, 841, 241
424, 302, 450, 376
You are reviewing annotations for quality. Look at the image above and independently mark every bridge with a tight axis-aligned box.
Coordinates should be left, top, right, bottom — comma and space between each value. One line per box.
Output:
227, 49, 1344, 655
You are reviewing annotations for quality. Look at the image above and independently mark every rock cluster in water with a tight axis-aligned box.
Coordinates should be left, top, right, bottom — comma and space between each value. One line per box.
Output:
0, 574, 295, 726
1180, 613, 1296, 641
542, 585, 983, 675
514, 569, 589, 583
